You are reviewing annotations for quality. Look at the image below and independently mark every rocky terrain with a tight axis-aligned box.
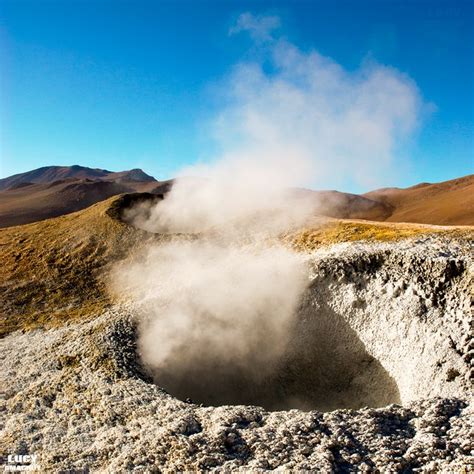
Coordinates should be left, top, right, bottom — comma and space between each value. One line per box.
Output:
1, 231, 472, 471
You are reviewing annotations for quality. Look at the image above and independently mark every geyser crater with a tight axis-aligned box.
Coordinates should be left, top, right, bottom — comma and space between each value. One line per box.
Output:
111, 195, 470, 414
146, 290, 401, 412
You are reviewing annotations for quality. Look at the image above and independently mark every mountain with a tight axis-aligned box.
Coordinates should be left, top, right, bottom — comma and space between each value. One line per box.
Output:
364, 175, 474, 225
0, 165, 473, 228
290, 175, 474, 225
0, 165, 156, 191
0, 165, 160, 228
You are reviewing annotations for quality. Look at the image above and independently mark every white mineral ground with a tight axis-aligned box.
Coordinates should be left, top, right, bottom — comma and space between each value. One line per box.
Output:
1, 235, 473, 471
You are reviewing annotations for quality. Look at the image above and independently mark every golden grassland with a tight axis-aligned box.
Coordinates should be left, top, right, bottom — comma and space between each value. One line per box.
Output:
1, 195, 472, 337
284, 219, 473, 251
0, 196, 150, 337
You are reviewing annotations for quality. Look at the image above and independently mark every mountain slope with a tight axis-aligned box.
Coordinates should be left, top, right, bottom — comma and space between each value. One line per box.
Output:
0, 180, 135, 228
0, 195, 154, 336
364, 175, 474, 225
0, 165, 156, 190
290, 188, 393, 221
0, 166, 160, 227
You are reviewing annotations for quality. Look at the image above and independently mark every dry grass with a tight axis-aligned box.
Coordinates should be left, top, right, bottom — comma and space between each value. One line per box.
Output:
283, 219, 473, 252
0, 196, 150, 337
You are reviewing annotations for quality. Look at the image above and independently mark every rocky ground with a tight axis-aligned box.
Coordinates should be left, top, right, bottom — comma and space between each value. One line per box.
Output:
1, 235, 473, 472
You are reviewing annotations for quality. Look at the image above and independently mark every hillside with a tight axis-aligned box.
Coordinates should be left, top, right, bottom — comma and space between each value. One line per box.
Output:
0, 195, 150, 336
291, 188, 393, 221
364, 174, 474, 225
0, 166, 160, 227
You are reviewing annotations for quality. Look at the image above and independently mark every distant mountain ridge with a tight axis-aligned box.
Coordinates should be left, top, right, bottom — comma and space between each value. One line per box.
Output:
0, 165, 156, 191
0, 165, 161, 227
0, 165, 472, 228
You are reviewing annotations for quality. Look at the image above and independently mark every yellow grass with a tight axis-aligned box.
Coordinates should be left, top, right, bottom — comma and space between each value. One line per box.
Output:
0, 196, 150, 336
283, 220, 469, 252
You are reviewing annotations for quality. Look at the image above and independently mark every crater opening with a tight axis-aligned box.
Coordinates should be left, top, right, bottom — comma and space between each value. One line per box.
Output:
146, 295, 401, 412
113, 199, 469, 413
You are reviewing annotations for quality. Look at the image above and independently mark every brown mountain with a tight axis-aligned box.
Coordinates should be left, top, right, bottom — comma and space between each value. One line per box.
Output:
364, 175, 474, 225
0, 165, 156, 191
0, 166, 160, 228
289, 175, 473, 225
0, 166, 472, 228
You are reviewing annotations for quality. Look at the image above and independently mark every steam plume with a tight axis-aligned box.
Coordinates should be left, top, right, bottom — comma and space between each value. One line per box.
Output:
112, 13, 426, 407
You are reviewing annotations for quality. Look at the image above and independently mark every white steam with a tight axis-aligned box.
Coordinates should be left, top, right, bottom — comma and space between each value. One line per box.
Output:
114, 241, 307, 401
113, 13, 426, 407
128, 13, 422, 233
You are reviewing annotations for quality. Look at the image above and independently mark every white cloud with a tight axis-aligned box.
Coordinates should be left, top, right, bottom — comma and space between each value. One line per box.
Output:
217, 19, 424, 191
229, 12, 281, 42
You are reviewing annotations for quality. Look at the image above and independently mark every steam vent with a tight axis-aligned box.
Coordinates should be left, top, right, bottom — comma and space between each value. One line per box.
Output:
2, 204, 472, 471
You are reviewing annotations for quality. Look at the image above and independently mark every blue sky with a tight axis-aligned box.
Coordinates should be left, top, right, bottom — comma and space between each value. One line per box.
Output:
0, 0, 472, 193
